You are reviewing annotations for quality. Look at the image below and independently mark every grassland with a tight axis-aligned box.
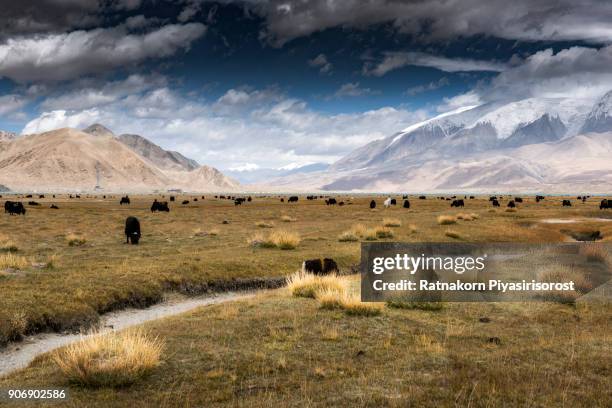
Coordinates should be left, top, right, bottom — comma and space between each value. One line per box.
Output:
0, 193, 611, 406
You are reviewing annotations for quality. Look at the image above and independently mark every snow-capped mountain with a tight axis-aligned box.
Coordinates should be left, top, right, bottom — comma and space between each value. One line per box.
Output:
581, 90, 612, 134
262, 93, 612, 193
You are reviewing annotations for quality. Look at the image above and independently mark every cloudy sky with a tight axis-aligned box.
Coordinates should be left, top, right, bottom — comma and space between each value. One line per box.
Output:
0, 0, 611, 174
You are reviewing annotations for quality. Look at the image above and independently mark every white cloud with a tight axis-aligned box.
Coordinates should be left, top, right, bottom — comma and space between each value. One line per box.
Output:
405, 77, 449, 96
364, 52, 507, 77
22, 85, 429, 170
308, 54, 333, 74
0, 94, 27, 116
0, 22, 206, 82
332, 82, 379, 99
437, 91, 483, 112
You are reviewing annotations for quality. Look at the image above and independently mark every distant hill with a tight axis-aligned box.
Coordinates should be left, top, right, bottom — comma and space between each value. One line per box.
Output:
117, 133, 199, 172
0, 127, 238, 192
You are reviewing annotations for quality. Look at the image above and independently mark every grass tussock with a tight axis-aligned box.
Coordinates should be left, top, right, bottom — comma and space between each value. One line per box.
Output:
538, 266, 593, 294
207, 228, 220, 236
339, 293, 384, 316
286, 271, 345, 299
456, 213, 479, 221
579, 243, 611, 264
255, 221, 274, 228
280, 215, 297, 222
0, 253, 29, 270
53, 329, 163, 388
338, 231, 359, 242
437, 215, 457, 225
66, 233, 86, 247
0, 237, 18, 252
382, 218, 402, 227
386, 299, 444, 311
250, 230, 301, 249
374, 226, 394, 239
505, 208, 517, 212
445, 230, 462, 239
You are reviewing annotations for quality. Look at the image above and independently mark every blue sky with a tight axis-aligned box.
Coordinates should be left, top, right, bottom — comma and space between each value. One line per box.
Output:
0, 0, 611, 171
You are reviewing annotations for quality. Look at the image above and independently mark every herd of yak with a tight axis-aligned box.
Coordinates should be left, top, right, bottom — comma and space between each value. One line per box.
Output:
2, 194, 612, 245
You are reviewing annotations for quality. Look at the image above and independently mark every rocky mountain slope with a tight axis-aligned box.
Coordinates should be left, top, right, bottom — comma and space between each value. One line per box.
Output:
0, 126, 238, 192
259, 92, 612, 193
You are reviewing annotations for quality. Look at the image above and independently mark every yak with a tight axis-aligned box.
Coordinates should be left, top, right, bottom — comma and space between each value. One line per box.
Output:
50, 204, 59, 209
182, 200, 190, 205
151, 200, 170, 212
370, 200, 376, 209
492, 199, 500, 207
562, 200, 572, 207
288, 196, 299, 203
451, 199, 464, 208
403, 200, 410, 209
507, 200, 516, 208
4, 201, 26, 215
600, 199, 611, 209
302, 258, 339, 275
326, 198, 337, 205
119, 196, 130, 205
125, 216, 141, 244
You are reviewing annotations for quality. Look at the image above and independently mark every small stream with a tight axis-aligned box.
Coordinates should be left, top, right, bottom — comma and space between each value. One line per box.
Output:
0, 291, 253, 378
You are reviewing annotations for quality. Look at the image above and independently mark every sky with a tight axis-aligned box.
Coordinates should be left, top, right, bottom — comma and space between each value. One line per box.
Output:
0, 0, 611, 173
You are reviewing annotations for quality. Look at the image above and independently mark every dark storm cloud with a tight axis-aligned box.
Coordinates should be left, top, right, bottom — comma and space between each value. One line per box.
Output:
245, 0, 612, 46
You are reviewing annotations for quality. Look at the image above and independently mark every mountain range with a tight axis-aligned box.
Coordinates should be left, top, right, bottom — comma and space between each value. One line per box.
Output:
0, 125, 238, 193
255, 90, 612, 193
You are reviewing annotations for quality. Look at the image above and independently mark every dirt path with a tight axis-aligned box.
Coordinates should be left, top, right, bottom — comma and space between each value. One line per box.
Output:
0, 291, 254, 378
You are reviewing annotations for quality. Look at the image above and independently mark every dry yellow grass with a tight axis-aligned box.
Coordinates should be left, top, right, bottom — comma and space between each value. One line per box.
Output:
538, 266, 593, 294
338, 292, 384, 316
363, 228, 378, 241
0, 253, 29, 270
280, 215, 297, 222
65, 233, 86, 247
579, 243, 611, 264
249, 231, 300, 249
53, 329, 163, 387
456, 213, 479, 221
286, 271, 345, 299
382, 218, 402, 227
338, 231, 359, 242
437, 215, 457, 225
255, 221, 274, 228
208, 228, 220, 236
0, 237, 18, 252
374, 226, 394, 238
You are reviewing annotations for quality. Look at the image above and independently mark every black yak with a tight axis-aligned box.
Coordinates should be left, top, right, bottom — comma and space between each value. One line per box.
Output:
4, 201, 26, 215
323, 258, 339, 274
303, 259, 323, 274
50, 204, 59, 209
562, 200, 572, 207
170, 196, 175, 202
451, 199, 464, 208
403, 200, 410, 209
370, 200, 376, 209
600, 199, 611, 209
492, 199, 500, 207
325, 198, 337, 205
119, 196, 130, 205
514, 197, 523, 203
151, 200, 170, 212
182, 200, 190, 205
507, 200, 516, 208
28, 201, 40, 206
288, 196, 299, 203
419, 196, 426, 200
125, 216, 141, 244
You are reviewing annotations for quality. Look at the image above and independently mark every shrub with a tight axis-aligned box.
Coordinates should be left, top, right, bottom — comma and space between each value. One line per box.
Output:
437, 215, 457, 225
269, 230, 301, 249
0, 253, 29, 270
338, 231, 359, 242
53, 329, 163, 387
66, 233, 86, 246
382, 218, 402, 227
286, 271, 345, 299
363, 228, 378, 241
374, 226, 394, 238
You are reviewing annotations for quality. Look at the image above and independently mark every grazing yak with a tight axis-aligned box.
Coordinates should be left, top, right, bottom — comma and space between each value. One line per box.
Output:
39, 195, 45, 199
151, 200, 170, 212
419, 196, 426, 200
247, 196, 252, 202
125, 216, 141, 244
28, 201, 40, 206
600, 199, 611, 209
535, 195, 545, 202
507, 200, 516, 208
182, 200, 190, 205
489, 196, 497, 201
514, 197, 523, 203
50, 204, 59, 209
169, 196, 175, 202
338, 201, 345, 206
234, 198, 246, 206
451, 199, 464, 208
492, 199, 500, 207
119, 196, 130, 205
562, 200, 572, 207
370, 200, 376, 209
288, 196, 299, 203
302, 258, 339, 275
280, 198, 284, 202
4, 201, 26, 215
384, 197, 392, 208
325, 198, 337, 205
403, 200, 410, 209
390, 198, 397, 205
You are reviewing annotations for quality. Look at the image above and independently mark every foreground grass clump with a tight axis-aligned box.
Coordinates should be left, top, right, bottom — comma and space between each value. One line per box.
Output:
437, 215, 457, 225
249, 230, 301, 249
382, 217, 402, 227
538, 266, 593, 294
0, 238, 18, 252
338, 231, 359, 242
53, 329, 163, 387
286, 271, 345, 298
374, 226, 394, 238
336, 293, 384, 316
386, 299, 444, 311
65, 233, 86, 247
0, 253, 29, 270
445, 229, 462, 239
579, 243, 611, 264
456, 213, 479, 221
255, 221, 274, 228
280, 215, 297, 222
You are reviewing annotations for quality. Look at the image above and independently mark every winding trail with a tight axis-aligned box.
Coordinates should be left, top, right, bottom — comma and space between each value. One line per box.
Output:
0, 291, 253, 378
